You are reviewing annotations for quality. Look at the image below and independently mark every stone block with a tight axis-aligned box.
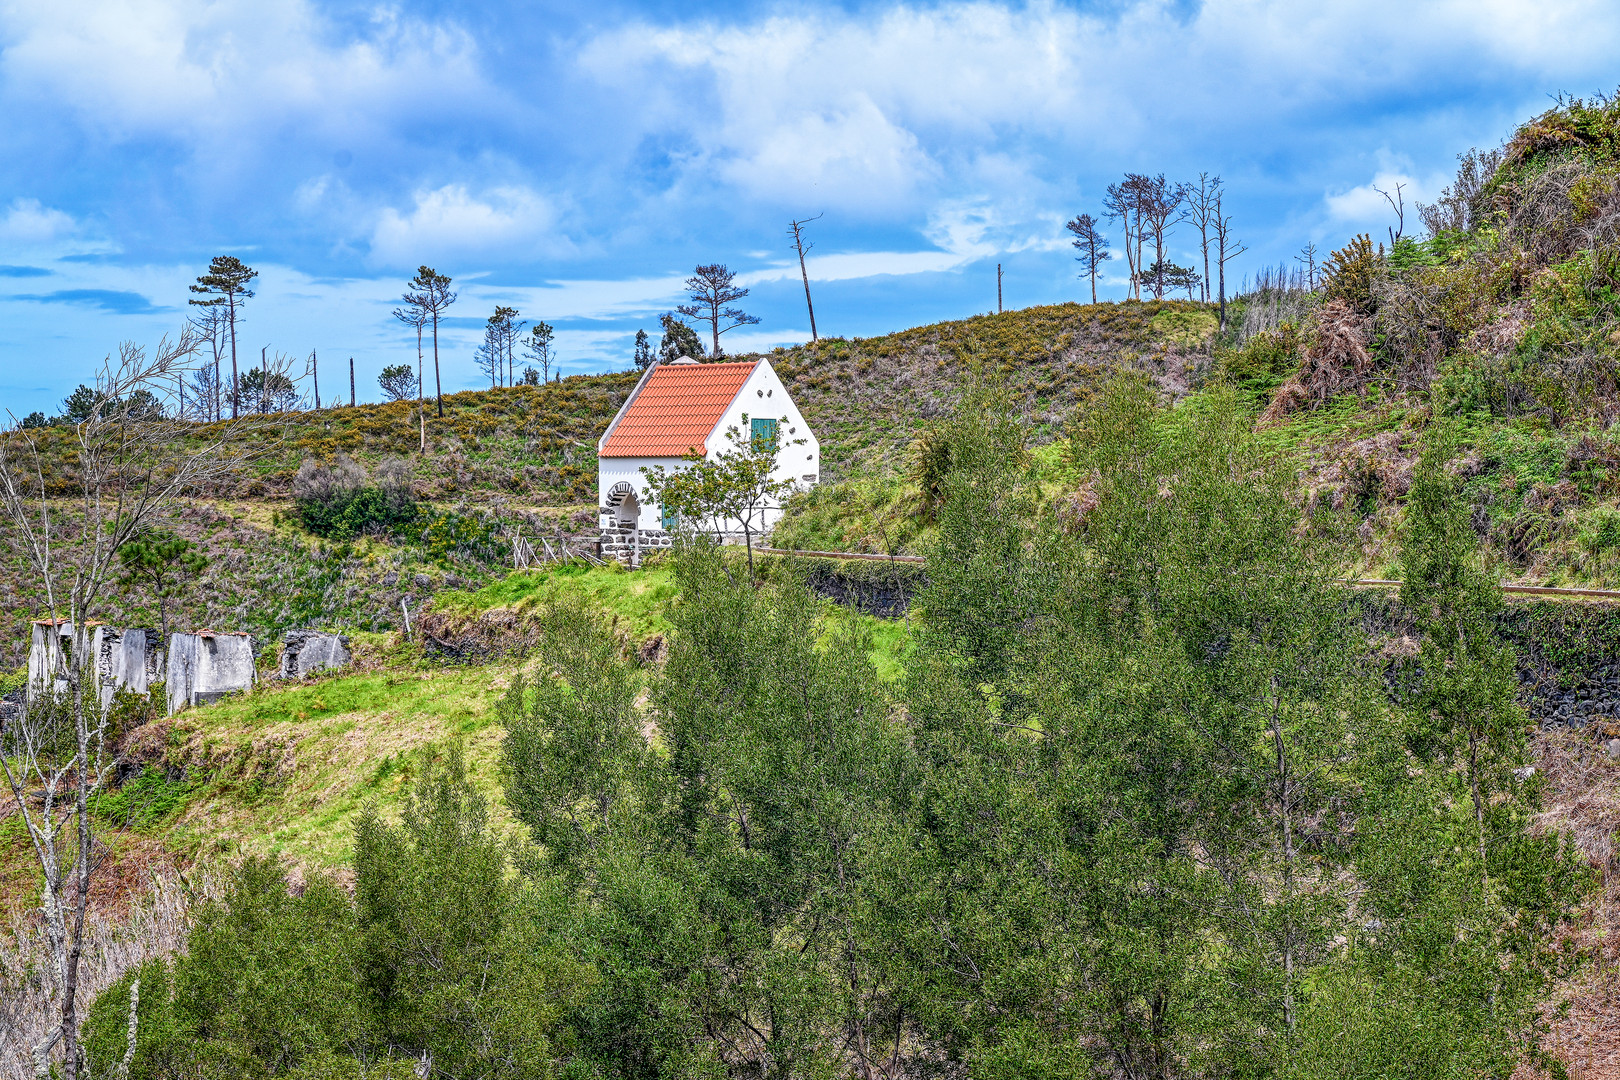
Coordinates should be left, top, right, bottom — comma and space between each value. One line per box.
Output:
281, 630, 352, 678
167, 631, 256, 714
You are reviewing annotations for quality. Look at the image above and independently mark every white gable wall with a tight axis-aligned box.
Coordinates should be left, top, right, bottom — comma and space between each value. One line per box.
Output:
596, 358, 820, 536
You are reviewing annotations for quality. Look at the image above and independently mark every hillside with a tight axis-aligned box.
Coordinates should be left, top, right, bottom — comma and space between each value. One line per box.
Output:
11, 92, 1620, 1080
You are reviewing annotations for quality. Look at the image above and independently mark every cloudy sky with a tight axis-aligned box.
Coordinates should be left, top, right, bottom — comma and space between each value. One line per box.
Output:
1, 0, 1615, 414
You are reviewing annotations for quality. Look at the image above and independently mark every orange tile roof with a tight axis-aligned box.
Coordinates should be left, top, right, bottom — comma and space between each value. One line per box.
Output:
600, 361, 757, 458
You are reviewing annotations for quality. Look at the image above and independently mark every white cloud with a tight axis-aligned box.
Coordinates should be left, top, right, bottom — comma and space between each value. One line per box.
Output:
369, 185, 559, 266
1324, 156, 1448, 231
0, 0, 490, 147
0, 199, 76, 243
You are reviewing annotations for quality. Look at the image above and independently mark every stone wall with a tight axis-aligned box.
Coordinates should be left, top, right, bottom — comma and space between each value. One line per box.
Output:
802, 561, 927, 619
167, 631, 256, 714
598, 525, 673, 566
281, 630, 351, 678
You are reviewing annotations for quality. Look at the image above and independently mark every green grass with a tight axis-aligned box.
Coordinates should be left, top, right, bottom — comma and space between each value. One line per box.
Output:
432, 561, 679, 640
152, 665, 515, 870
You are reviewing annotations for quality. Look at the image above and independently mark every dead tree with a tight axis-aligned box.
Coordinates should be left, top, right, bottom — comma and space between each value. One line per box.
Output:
1135, 174, 1183, 300
1183, 174, 1221, 303
1104, 179, 1142, 300
0, 334, 259, 1080
788, 215, 821, 342
1376, 181, 1408, 245
1213, 189, 1249, 332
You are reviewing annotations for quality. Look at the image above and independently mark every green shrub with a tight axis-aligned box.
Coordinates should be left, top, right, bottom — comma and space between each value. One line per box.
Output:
294, 455, 417, 540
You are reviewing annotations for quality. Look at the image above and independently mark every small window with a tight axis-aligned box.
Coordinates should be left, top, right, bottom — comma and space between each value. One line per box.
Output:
661, 504, 677, 530
750, 416, 779, 451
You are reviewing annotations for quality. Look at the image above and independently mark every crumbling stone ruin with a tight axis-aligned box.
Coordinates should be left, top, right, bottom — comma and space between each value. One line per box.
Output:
92, 626, 164, 708
281, 630, 351, 678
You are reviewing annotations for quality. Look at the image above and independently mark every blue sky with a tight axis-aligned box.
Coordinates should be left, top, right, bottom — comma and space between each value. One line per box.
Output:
1, 0, 1616, 415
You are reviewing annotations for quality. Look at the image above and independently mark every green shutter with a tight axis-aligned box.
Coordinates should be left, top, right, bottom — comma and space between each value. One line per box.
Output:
750, 417, 779, 451
662, 504, 677, 530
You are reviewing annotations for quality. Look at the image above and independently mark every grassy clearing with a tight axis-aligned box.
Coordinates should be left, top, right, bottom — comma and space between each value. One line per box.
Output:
146, 665, 517, 871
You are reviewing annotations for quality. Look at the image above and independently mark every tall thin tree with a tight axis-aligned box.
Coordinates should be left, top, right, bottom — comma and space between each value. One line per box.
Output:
403, 267, 456, 418
524, 322, 556, 383
187, 256, 256, 419
1065, 213, 1111, 303
1103, 180, 1142, 301
1135, 174, 1183, 300
677, 264, 760, 357
392, 299, 429, 452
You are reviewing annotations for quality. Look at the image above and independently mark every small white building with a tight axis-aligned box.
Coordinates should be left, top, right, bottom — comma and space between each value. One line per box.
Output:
596, 356, 820, 562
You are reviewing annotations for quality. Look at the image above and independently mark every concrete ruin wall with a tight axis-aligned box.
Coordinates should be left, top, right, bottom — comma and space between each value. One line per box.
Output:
167, 631, 256, 714
92, 627, 164, 708
281, 630, 351, 678
26, 620, 73, 703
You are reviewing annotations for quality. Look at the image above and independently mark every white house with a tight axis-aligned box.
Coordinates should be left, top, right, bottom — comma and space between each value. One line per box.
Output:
596, 356, 820, 562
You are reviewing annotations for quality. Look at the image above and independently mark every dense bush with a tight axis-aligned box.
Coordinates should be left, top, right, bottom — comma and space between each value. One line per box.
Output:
293, 455, 418, 539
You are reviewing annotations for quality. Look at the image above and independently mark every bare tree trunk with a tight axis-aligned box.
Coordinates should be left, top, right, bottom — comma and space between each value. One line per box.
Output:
790, 217, 820, 341
432, 314, 444, 418
228, 297, 240, 420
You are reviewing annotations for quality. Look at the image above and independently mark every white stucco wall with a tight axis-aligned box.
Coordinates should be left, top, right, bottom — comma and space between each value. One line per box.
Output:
596, 358, 820, 535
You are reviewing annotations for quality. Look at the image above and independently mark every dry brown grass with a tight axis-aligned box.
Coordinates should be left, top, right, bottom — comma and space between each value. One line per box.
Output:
1524, 729, 1620, 1079
0, 870, 212, 1080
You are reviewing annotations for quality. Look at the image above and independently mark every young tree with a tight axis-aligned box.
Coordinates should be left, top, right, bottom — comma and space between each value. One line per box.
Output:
188, 256, 256, 420
392, 297, 429, 452
0, 334, 253, 1080
1065, 212, 1111, 303
640, 420, 801, 578
788, 214, 821, 341
523, 321, 556, 382
115, 532, 207, 643
657, 313, 705, 362
1399, 426, 1521, 887
1183, 173, 1220, 302
402, 267, 455, 417
237, 350, 299, 413
632, 328, 654, 371
1140, 260, 1201, 299
378, 364, 417, 402
676, 263, 759, 357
